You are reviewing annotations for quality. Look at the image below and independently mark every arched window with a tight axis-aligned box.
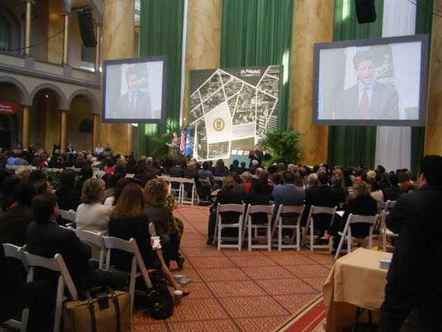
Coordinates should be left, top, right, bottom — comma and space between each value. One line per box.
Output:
0, 14, 11, 51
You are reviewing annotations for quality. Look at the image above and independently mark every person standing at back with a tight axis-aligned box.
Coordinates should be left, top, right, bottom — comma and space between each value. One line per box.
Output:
381, 155, 442, 331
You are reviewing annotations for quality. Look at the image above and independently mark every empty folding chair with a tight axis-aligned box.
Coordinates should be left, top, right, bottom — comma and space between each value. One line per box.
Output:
305, 205, 337, 251
76, 229, 105, 269
335, 213, 379, 259
246, 204, 274, 251
102, 236, 153, 326
180, 178, 197, 205
274, 205, 305, 251
215, 203, 247, 251
1, 244, 27, 332
22, 251, 79, 332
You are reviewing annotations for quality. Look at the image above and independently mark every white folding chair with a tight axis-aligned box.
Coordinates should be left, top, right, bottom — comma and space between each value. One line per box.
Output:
215, 203, 246, 251
246, 204, 274, 251
102, 236, 153, 328
1, 244, 28, 332
305, 205, 337, 251
274, 205, 305, 251
180, 177, 197, 205
22, 251, 79, 332
381, 200, 398, 251
76, 229, 105, 269
168, 177, 183, 203
335, 214, 379, 259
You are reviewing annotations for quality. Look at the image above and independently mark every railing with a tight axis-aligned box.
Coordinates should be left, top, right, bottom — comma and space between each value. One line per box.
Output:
0, 52, 100, 88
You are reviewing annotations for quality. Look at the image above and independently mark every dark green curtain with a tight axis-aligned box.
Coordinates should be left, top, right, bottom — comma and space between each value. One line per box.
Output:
137, 0, 184, 156
328, 0, 384, 168
221, 0, 293, 129
0, 15, 10, 50
412, 0, 434, 173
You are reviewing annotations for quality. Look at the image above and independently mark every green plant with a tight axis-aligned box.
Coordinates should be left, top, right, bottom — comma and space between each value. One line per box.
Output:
261, 129, 303, 164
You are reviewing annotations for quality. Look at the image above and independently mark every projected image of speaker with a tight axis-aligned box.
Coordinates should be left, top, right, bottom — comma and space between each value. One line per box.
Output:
77, 6, 96, 47
355, 0, 376, 24
103, 57, 167, 123
313, 35, 429, 127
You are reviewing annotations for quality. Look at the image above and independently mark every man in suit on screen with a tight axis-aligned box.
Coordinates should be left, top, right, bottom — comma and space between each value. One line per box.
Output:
333, 50, 399, 120
116, 64, 152, 120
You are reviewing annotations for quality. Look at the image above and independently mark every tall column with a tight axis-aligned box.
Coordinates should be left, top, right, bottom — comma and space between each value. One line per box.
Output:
22, 106, 30, 148
95, 25, 101, 72
92, 114, 99, 150
425, 0, 442, 154
183, 0, 222, 125
60, 111, 68, 152
63, 15, 69, 65
101, 0, 135, 155
289, 0, 334, 165
25, 1, 32, 56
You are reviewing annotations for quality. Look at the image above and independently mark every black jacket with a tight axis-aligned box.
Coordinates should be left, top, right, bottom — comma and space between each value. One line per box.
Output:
108, 215, 158, 270
56, 187, 81, 211
26, 221, 91, 288
342, 195, 378, 238
384, 186, 442, 305
216, 188, 245, 224
0, 206, 33, 246
304, 185, 340, 231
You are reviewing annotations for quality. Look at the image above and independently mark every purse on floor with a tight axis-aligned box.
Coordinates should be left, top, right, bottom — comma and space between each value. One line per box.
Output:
63, 289, 130, 332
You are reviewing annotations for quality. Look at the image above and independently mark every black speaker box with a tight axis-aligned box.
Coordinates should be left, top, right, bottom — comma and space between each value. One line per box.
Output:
77, 6, 97, 48
355, 0, 377, 24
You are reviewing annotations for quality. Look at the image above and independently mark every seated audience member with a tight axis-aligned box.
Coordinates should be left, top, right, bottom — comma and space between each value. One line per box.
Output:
75, 178, 112, 234
104, 177, 132, 206
56, 169, 80, 211
0, 183, 34, 246
213, 159, 229, 177
168, 161, 185, 178
240, 171, 253, 193
246, 179, 273, 224
109, 182, 187, 295
75, 165, 93, 193
331, 168, 347, 205
229, 159, 241, 174
381, 156, 442, 332
26, 193, 126, 330
144, 178, 184, 270
272, 171, 305, 208
103, 158, 116, 176
207, 176, 244, 244
331, 181, 378, 246
239, 161, 247, 173
196, 161, 214, 202
304, 172, 340, 235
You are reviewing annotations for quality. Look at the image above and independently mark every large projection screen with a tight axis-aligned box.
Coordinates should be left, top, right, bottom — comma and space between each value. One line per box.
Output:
102, 57, 167, 123
313, 34, 429, 126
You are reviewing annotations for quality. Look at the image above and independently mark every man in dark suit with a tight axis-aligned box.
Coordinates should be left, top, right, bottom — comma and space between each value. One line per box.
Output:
116, 64, 153, 120
334, 50, 399, 120
304, 172, 340, 235
381, 156, 442, 331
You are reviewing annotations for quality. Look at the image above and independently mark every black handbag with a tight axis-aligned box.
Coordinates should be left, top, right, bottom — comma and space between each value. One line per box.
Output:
144, 270, 174, 320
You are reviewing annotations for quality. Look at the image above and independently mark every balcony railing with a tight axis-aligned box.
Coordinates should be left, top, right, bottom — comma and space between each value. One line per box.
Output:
0, 52, 100, 89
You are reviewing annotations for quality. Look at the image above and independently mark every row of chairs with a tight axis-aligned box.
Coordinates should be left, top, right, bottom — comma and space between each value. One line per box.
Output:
214, 203, 386, 259
159, 175, 198, 205
2, 230, 154, 332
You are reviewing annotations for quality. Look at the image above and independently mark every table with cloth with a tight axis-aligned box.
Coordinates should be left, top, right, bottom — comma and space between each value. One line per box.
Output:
323, 248, 393, 332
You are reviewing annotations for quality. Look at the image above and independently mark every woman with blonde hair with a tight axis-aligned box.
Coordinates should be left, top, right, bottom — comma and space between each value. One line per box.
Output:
75, 178, 112, 234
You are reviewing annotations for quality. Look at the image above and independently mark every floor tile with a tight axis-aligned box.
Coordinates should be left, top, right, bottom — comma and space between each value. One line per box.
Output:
267, 254, 317, 266
284, 264, 331, 278
273, 294, 320, 314
189, 256, 235, 269
170, 298, 229, 321
169, 320, 239, 332
235, 316, 289, 332
255, 278, 317, 295
229, 255, 277, 267
207, 280, 265, 298
198, 267, 250, 282
182, 246, 225, 257
303, 277, 327, 291
133, 313, 169, 331
242, 266, 293, 280
184, 281, 213, 299
219, 296, 289, 318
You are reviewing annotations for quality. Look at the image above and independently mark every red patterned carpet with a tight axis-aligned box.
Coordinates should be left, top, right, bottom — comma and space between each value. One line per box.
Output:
134, 206, 332, 332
